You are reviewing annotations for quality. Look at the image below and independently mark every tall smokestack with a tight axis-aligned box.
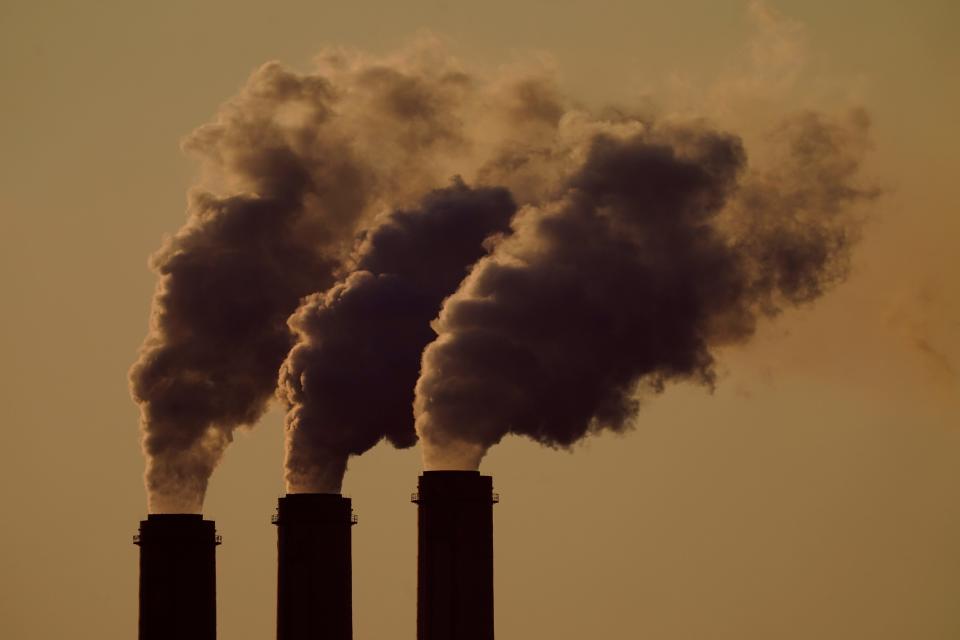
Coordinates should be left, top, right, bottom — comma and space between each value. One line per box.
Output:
414, 471, 498, 640
134, 514, 220, 640
274, 493, 356, 640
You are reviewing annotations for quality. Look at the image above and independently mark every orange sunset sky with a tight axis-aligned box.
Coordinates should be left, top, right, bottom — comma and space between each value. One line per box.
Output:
1, 1, 958, 639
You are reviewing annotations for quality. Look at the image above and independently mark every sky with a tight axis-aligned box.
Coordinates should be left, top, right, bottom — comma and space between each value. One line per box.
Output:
1, 1, 958, 639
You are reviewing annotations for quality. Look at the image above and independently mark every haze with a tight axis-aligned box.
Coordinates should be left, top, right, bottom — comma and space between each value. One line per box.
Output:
1, 1, 957, 639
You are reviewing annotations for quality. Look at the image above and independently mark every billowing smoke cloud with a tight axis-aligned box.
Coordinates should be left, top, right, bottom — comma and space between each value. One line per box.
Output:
278, 179, 516, 492
415, 110, 876, 470
130, 44, 504, 513
130, 36, 877, 508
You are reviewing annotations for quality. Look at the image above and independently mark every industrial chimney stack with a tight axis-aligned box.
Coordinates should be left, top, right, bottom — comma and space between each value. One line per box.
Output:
274, 493, 357, 640
134, 514, 221, 640
414, 470, 498, 640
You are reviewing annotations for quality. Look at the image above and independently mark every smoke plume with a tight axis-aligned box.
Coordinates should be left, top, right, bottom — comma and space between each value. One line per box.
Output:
130, 45, 495, 512
130, 37, 877, 507
278, 180, 516, 492
415, 110, 876, 470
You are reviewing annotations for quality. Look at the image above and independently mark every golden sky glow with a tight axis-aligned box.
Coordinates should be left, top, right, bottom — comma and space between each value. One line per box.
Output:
1, 1, 957, 638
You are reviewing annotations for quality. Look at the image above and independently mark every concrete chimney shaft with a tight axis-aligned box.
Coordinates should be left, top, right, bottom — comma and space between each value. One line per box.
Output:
274, 493, 356, 640
134, 514, 220, 640
414, 471, 497, 640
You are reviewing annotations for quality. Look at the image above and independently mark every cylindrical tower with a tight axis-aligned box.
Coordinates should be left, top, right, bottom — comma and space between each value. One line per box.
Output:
413, 470, 498, 640
134, 513, 220, 640
274, 493, 356, 640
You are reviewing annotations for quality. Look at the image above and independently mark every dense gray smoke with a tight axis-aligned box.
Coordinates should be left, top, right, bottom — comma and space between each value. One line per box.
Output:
130, 48, 493, 513
415, 110, 876, 470
130, 39, 876, 507
278, 179, 516, 492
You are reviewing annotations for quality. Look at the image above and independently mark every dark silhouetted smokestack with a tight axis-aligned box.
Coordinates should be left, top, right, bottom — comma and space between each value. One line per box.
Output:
134, 514, 220, 640
274, 493, 356, 640
414, 471, 498, 640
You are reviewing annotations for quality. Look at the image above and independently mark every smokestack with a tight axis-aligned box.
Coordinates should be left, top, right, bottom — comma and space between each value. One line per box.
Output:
134, 514, 220, 640
274, 493, 356, 640
414, 471, 498, 640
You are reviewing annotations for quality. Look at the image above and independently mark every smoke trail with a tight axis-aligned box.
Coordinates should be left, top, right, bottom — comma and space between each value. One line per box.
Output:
129, 65, 367, 513
130, 46, 488, 513
130, 37, 877, 505
414, 110, 876, 470
278, 179, 516, 492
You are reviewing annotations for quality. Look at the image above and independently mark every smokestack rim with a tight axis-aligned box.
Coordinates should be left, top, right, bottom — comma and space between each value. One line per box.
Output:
413, 471, 498, 504
272, 492, 357, 526
133, 514, 221, 546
